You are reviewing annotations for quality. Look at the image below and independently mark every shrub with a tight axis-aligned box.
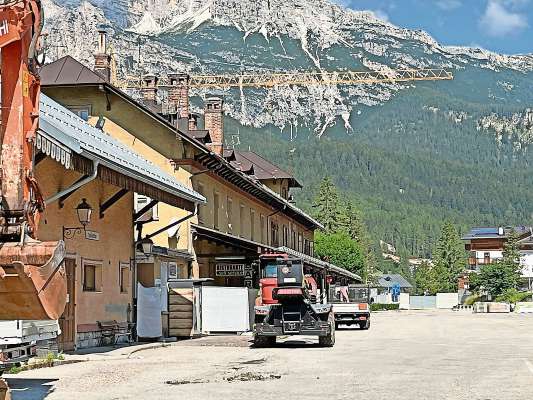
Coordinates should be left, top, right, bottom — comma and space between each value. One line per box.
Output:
495, 289, 532, 304
464, 293, 482, 306
371, 303, 399, 311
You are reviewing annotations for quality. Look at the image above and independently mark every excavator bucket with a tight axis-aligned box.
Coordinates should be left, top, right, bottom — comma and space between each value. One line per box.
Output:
0, 240, 66, 320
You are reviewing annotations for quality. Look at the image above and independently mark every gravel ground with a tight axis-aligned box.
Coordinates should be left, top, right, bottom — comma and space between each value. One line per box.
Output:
5, 310, 533, 400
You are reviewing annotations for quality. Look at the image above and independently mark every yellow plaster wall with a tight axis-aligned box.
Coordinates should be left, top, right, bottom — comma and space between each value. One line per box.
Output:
36, 158, 134, 327
193, 174, 314, 251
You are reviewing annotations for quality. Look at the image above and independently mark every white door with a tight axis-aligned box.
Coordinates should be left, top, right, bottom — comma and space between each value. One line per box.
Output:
201, 287, 250, 333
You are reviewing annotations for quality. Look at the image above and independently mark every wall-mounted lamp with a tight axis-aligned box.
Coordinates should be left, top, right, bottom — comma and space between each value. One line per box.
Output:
139, 237, 154, 255
63, 198, 93, 240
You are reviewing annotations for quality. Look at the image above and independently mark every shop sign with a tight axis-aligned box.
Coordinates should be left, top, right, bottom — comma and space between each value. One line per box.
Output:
216, 263, 246, 277
85, 230, 100, 241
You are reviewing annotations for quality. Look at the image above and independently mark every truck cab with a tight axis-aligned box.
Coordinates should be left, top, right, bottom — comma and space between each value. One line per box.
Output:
254, 253, 335, 347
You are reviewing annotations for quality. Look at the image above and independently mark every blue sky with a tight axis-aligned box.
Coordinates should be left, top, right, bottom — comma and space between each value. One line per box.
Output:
334, 0, 532, 55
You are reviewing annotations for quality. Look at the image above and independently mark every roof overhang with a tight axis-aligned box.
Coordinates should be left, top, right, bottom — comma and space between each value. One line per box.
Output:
38, 95, 206, 211
193, 152, 323, 230
276, 247, 362, 282
192, 224, 274, 254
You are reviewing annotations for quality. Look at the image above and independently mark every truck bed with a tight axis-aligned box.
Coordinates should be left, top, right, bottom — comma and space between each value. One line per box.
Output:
0, 320, 60, 345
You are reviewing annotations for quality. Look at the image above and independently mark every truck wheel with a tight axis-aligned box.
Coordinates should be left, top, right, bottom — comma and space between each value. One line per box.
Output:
359, 320, 370, 330
319, 313, 336, 347
253, 335, 275, 348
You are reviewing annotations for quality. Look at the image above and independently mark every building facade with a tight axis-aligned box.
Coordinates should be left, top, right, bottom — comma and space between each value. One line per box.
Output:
36, 95, 204, 349
462, 226, 533, 291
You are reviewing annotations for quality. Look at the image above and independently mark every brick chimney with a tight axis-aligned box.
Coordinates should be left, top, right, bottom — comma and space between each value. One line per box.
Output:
94, 29, 111, 82
142, 75, 158, 103
168, 73, 190, 120
205, 97, 224, 155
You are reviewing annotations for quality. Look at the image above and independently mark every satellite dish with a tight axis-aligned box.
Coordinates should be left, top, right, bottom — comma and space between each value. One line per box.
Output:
167, 218, 181, 238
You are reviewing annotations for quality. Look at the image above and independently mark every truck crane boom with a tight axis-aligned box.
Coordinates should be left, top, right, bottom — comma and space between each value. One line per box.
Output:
119, 68, 453, 89
0, 0, 66, 322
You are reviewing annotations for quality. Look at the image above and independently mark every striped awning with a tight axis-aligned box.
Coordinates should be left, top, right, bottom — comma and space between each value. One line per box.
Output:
36, 131, 73, 170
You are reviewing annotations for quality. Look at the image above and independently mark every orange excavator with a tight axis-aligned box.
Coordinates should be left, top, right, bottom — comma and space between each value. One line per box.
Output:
0, 0, 66, 321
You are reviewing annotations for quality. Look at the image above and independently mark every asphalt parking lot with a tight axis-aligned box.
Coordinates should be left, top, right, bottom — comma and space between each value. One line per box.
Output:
6, 310, 533, 400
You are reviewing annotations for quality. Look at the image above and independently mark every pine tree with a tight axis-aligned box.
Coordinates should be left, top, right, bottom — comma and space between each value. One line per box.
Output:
312, 177, 343, 233
432, 221, 466, 292
343, 202, 376, 283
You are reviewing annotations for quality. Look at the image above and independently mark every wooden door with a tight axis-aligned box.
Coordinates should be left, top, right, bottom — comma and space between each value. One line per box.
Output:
58, 259, 76, 351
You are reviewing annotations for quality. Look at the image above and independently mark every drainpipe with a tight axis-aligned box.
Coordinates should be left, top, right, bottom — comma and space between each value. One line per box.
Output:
44, 160, 100, 205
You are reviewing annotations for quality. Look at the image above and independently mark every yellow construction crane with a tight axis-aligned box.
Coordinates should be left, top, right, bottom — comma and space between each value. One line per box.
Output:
118, 68, 452, 89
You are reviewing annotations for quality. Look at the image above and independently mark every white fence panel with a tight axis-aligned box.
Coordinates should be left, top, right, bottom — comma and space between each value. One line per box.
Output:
410, 296, 436, 309
376, 294, 392, 304
202, 287, 250, 333
436, 293, 459, 309
137, 283, 163, 338
399, 293, 410, 310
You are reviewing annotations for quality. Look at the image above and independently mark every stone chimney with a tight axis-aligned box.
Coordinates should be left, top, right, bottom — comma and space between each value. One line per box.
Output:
142, 75, 158, 103
205, 97, 224, 155
168, 73, 190, 120
188, 113, 199, 131
94, 29, 111, 82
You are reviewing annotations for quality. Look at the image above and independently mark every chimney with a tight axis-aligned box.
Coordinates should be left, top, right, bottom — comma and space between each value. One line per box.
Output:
142, 74, 158, 103
168, 73, 190, 120
94, 29, 111, 82
188, 113, 199, 131
205, 97, 224, 155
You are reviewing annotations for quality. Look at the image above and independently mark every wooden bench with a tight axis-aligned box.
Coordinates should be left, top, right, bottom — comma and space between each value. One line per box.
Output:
97, 320, 132, 346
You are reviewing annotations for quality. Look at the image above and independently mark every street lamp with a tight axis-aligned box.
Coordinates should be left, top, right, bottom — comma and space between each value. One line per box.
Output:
63, 198, 93, 240
139, 237, 154, 255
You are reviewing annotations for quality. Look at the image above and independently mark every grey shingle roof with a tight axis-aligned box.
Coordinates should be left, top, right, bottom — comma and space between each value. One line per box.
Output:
378, 274, 413, 288
39, 94, 205, 205
462, 226, 531, 240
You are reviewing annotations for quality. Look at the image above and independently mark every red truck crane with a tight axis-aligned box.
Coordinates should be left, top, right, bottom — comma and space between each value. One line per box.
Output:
254, 253, 335, 347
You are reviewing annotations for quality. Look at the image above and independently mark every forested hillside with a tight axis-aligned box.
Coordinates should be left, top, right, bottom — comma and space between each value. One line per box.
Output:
230, 79, 533, 259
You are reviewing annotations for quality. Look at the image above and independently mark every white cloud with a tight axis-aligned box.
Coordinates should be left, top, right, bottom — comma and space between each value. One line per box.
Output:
479, 0, 528, 37
436, 0, 462, 10
371, 9, 390, 22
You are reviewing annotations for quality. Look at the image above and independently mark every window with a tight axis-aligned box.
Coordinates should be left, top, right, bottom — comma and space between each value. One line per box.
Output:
271, 221, 279, 247
119, 262, 130, 293
484, 252, 491, 264
283, 225, 289, 247
291, 229, 297, 250
213, 191, 220, 229
298, 233, 303, 252
250, 209, 256, 241
68, 105, 92, 121
83, 260, 103, 292
260, 215, 265, 243
134, 194, 159, 222
240, 204, 245, 237
196, 183, 205, 224
282, 187, 288, 200
226, 197, 233, 233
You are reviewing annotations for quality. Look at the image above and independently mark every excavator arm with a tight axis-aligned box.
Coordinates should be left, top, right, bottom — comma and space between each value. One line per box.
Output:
0, 0, 66, 321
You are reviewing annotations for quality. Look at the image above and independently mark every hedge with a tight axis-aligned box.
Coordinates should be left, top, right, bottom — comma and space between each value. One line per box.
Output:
371, 303, 400, 311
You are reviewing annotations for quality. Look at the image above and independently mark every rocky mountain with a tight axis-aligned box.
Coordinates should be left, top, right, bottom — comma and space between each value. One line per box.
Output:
42, 0, 533, 257
42, 0, 533, 138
